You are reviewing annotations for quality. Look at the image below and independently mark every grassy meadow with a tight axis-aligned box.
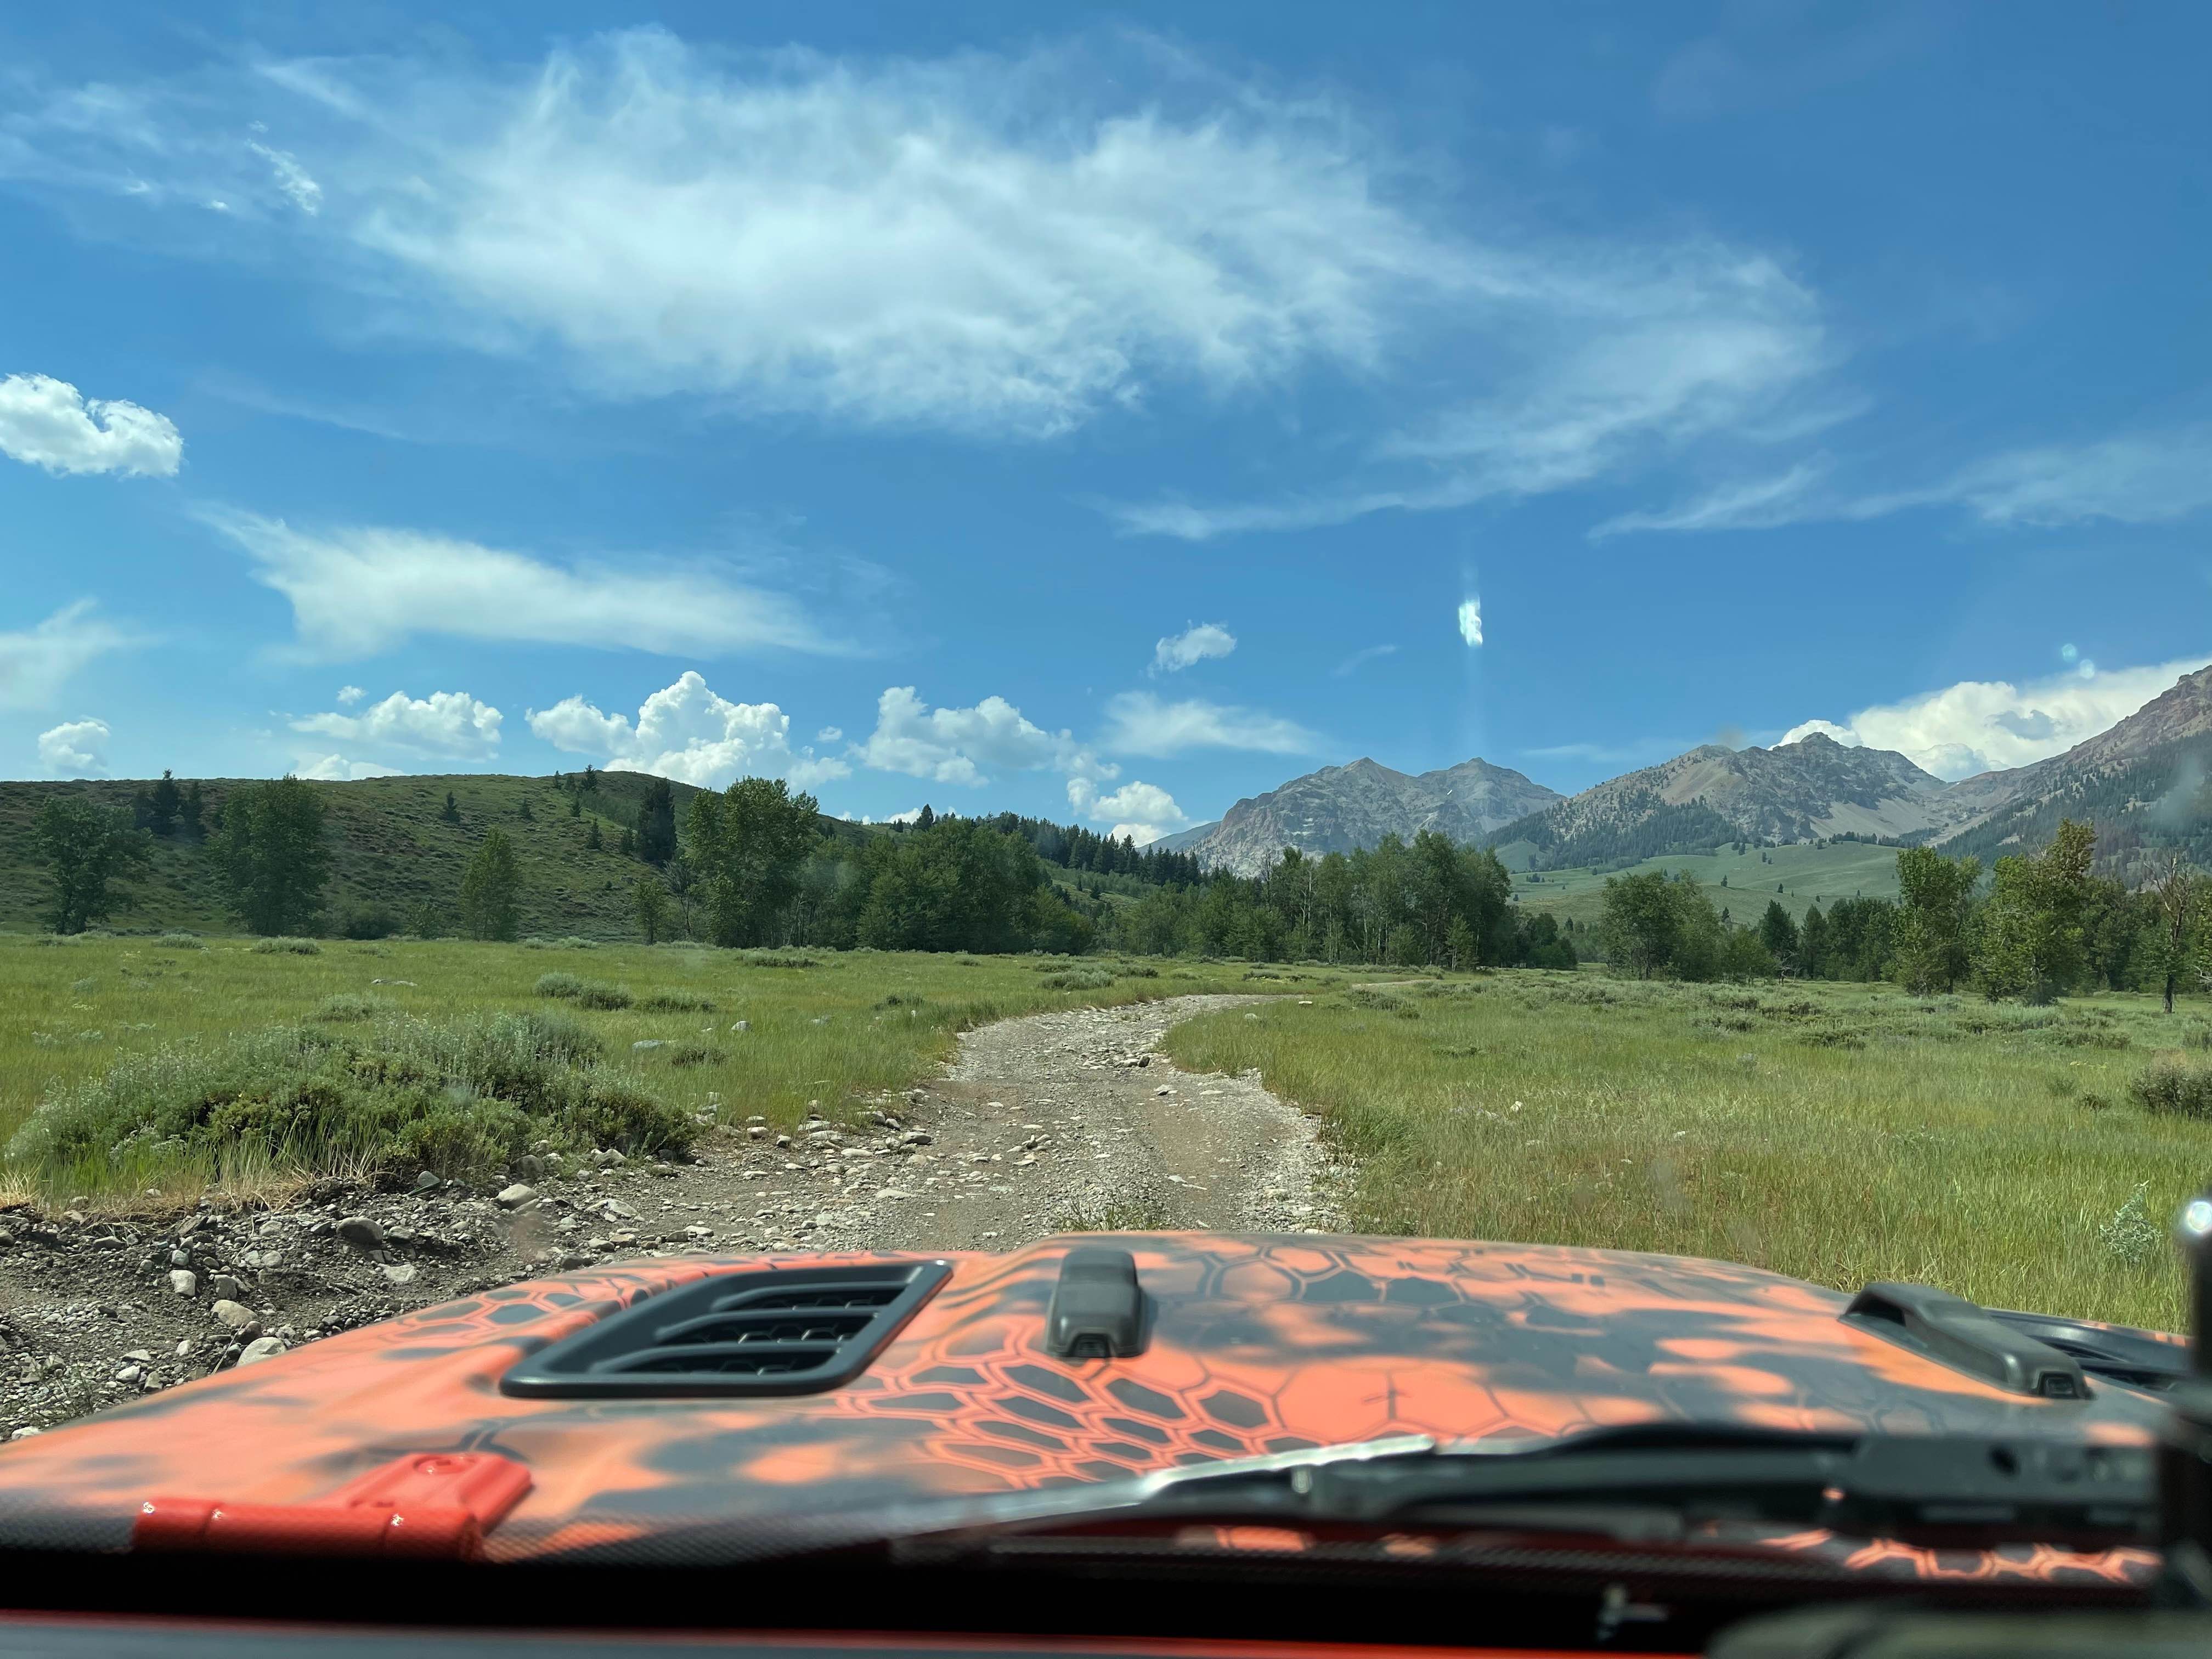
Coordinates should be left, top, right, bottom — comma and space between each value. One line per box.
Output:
1501, 840, 1906, 928
0, 932, 1343, 1207
1165, 973, 2212, 1331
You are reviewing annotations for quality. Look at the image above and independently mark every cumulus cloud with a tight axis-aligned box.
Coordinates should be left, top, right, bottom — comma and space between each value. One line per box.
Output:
850, 686, 1113, 788
527, 669, 849, 789
0, 600, 139, 710
297, 753, 404, 780
37, 717, 110, 776
1780, 653, 2211, 778
292, 689, 503, 758
336, 684, 365, 705
1067, 777, 1190, 846
1457, 597, 1483, 647
1111, 247, 1835, 539
0, 374, 182, 477
1150, 622, 1236, 675
1101, 691, 1320, 758
203, 509, 835, 659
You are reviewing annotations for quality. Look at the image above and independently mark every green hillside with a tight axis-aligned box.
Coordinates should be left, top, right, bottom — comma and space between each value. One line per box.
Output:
1503, 838, 1907, 929
0, 772, 868, 938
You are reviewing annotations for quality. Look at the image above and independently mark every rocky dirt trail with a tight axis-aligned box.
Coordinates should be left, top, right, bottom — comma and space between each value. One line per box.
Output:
0, 995, 1346, 1440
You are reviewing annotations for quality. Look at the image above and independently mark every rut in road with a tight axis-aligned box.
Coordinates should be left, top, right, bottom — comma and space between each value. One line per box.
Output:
851, 994, 1351, 1252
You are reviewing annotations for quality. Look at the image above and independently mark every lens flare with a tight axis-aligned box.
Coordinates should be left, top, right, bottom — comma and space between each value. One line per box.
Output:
1457, 597, 1483, 647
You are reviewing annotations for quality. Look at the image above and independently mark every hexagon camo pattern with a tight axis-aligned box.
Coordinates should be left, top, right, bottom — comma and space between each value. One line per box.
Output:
0, 1234, 2173, 1587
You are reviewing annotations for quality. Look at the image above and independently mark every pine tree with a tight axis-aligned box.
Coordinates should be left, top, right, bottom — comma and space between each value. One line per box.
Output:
518, 798, 535, 822
179, 781, 204, 837
586, 819, 604, 851
917, 803, 935, 830
637, 776, 676, 866
569, 793, 582, 818
619, 826, 634, 856
441, 792, 461, 823
580, 765, 599, 793
148, 770, 182, 836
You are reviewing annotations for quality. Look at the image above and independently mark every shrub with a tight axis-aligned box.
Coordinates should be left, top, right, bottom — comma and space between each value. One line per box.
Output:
740, 950, 822, 969
6, 1008, 691, 1190
534, 972, 632, 1010
637, 989, 715, 1013
2130, 1057, 2212, 1120
252, 936, 321, 955
70, 977, 97, 995
1041, 968, 1115, 991
157, 933, 205, 950
311, 993, 394, 1023
535, 972, 585, 1000
575, 981, 634, 1010
338, 904, 400, 940
2100, 1183, 2160, 1266
558, 936, 598, 950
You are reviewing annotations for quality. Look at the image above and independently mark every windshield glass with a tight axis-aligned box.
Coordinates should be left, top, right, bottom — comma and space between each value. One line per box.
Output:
0, 0, 2208, 1604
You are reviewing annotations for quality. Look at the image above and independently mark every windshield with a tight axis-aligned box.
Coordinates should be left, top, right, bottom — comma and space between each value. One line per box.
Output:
1, 3, 2209, 1641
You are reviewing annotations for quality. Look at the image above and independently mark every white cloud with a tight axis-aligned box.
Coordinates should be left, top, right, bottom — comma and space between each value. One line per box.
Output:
1781, 653, 2212, 779
1110, 247, 1834, 539
297, 752, 404, 780
1067, 777, 1190, 846
1457, 597, 1483, 647
1331, 642, 1398, 678
1597, 426, 2212, 539
1099, 691, 1321, 758
851, 685, 1109, 787
1948, 426, 2212, 527
336, 684, 365, 706
815, 725, 843, 743
1590, 460, 1828, 538
1150, 622, 1236, 675
37, 717, 109, 776
21, 33, 1467, 438
527, 669, 850, 789
203, 509, 834, 659
292, 689, 504, 758
246, 139, 321, 213
0, 600, 138, 710
0, 374, 182, 477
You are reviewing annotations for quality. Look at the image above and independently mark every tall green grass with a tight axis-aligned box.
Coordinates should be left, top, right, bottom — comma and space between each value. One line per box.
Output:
0, 936, 1346, 1201
1164, 972, 2212, 1330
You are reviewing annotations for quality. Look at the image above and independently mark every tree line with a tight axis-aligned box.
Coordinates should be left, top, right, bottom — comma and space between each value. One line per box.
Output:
1595, 821, 2211, 1008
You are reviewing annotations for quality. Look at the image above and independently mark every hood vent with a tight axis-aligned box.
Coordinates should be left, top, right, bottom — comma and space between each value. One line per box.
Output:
501, 1260, 950, 1398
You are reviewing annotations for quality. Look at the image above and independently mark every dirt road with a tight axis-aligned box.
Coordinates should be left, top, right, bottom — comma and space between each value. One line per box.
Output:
1, 995, 1345, 1437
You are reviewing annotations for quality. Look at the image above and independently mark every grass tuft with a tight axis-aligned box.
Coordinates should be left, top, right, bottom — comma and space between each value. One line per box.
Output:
251, 936, 321, 956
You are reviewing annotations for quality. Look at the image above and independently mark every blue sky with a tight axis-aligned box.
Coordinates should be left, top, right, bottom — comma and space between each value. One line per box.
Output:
3, 3, 2208, 840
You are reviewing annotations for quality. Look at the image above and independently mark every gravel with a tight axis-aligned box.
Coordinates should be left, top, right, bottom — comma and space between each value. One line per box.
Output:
0, 995, 1346, 1440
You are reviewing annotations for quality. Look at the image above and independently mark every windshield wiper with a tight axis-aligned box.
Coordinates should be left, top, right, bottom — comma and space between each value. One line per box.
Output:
541, 1426, 2154, 1567
919, 1426, 2155, 1551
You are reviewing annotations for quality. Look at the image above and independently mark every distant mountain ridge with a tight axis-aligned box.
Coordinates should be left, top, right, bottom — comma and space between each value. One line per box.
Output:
1931, 663, 2212, 871
1494, 732, 1985, 871
1166, 757, 1563, 876
1169, 664, 2211, 878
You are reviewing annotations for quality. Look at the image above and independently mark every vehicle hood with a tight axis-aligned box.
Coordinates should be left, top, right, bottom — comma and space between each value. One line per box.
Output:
0, 1232, 2175, 1562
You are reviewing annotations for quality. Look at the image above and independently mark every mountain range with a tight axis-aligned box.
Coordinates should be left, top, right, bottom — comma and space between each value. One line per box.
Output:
1155, 757, 1562, 876
1170, 664, 2212, 877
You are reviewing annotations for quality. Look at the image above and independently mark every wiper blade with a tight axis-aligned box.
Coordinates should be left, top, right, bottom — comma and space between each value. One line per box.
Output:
952, 1426, 2155, 1549
535, 1426, 2155, 1567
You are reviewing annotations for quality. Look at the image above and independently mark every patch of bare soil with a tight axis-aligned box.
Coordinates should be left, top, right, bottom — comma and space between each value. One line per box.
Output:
0, 995, 1344, 1439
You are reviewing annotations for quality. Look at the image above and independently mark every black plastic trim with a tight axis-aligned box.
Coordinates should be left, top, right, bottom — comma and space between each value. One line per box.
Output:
1844, 1282, 2091, 1399
500, 1260, 951, 1398
1987, 1308, 2192, 1392
1045, 1247, 1147, 1359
